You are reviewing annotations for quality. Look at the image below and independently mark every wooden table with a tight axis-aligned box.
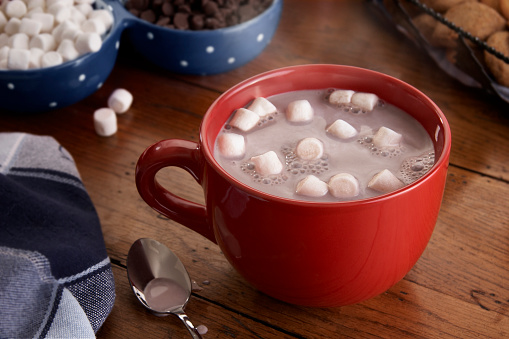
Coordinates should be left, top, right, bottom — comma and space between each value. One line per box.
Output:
2, 0, 509, 337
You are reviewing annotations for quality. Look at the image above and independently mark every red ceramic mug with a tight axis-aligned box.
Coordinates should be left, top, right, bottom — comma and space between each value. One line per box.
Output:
136, 64, 451, 307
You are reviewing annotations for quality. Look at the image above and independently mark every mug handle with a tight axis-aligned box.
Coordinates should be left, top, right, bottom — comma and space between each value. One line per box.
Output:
135, 139, 216, 244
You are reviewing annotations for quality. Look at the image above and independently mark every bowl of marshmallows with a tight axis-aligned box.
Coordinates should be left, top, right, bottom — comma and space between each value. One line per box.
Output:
0, 0, 283, 113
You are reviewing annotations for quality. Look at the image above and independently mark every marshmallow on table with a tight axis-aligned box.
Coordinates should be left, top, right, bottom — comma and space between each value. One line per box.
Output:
351, 92, 379, 111
295, 175, 328, 197
7, 48, 30, 69
250, 151, 283, 176
108, 88, 133, 114
286, 99, 314, 122
368, 169, 404, 193
372, 126, 402, 148
247, 97, 277, 117
94, 108, 117, 137
217, 133, 245, 159
329, 89, 354, 105
229, 108, 259, 132
326, 119, 358, 139
328, 173, 360, 199
296, 137, 323, 161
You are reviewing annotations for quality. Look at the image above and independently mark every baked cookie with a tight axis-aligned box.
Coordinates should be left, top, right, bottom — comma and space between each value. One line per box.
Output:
431, 1, 506, 48
484, 30, 509, 87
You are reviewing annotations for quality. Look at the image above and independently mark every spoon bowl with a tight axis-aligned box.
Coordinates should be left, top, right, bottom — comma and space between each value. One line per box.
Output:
127, 238, 202, 338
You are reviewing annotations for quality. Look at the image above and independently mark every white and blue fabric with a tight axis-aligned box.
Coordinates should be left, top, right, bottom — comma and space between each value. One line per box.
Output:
0, 133, 115, 338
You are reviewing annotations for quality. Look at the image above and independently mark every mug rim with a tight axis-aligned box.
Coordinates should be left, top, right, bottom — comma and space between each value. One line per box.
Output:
200, 64, 451, 206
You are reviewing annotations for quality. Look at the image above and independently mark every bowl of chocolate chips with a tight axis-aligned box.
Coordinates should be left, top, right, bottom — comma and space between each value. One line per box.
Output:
123, 0, 283, 75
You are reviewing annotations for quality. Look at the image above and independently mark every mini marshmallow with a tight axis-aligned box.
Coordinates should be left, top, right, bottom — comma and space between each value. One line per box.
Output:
88, 9, 113, 31
217, 133, 245, 159
28, 47, 44, 68
30, 13, 55, 33
41, 50, 63, 67
9, 33, 29, 49
94, 108, 117, 137
81, 18, 106, 35
27, 0, 45, 11
57, 39, 79, 61
69, 7, 87, 25
0, 33, 9, 47
326, 119, 358, 139
52, 20, 79, 42
229, 108, 259, 132
108, 88, 133, 113
328, 173, 360, 199
74, 32, 101, 54
247, 97, 277, 117
0, 46, 9, 61
19, 18, 42, 36
4, 18, 22, 35
250, 151, 283, 176
0, 11, 6, 31
295, 175, 328, 197
372, 126, 402, 148
329, 89, 354, 105
30, 33, 56, 51
368, 169, 404, 193
7, 48, 30, 69
295, 137, 323, 161
5, 1, 27, 19
351, 92, 379, 111
286, 99, 314, 123
53, 7, 71, 24
74, 3, 94, 17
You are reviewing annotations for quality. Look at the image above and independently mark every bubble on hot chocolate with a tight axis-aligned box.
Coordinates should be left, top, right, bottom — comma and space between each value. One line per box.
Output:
281, 144, 329, 176
398, 151, 435, 184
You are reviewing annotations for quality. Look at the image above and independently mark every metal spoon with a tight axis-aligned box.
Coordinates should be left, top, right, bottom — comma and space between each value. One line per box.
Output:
127, 238, 203, 338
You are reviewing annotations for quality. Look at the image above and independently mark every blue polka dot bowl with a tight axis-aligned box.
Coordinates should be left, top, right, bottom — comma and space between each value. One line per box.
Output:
0, 0, 282, 113
125, 0, 283, 75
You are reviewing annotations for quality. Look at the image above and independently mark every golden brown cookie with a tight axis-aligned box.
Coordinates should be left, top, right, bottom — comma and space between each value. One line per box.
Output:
500, 0, 509, 19
480, 0, 500, 12
431, 2, 506, 48
484, 30, 509, 87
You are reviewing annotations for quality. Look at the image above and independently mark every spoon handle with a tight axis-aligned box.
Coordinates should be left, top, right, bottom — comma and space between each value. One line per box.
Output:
175, 311, 203, 339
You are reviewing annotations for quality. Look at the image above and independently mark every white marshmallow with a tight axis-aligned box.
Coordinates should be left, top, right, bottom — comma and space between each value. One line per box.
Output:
247, 97, 277, 117
7, 48, 30, 70
328, 173, 360, 199
0, 46, 9, 62
41, 50, 63, 67
81, 18, 106, 35
74, 3, 94, 17
295, 137, 323, 161
57, 39, 79, 61
53, 7, 71, 24
74, 32, 101, 54
0, 33, 9, 47
0, 11, 7, 31
69, 7, 86, 25
52, 20, 79, 43
217, 133, 245, 159
229, 108, 259, 132
19, 18, 42, 36
26, 6, 44, 16
88, 9, 113, 31
30, 33, 56, 51
351, 92, 379, 111
108, 88, 133, 113
29, 47, 44, 68
326, 119, 358, 139
30, 13, 55, 33
5, 1, 27, 19
47, 0, 74, 8
295, 175, 328, 197
372, 126, 402, 148
27, 0, 45, 11
94, 108, 117, 137
4, 18, 22, 35
250, 151, 283, 176
368, 169, 404, 193
75, 0, 96, 4
286, 99, 313, 123
329, 89, 354, 105
9, 33, 29, 49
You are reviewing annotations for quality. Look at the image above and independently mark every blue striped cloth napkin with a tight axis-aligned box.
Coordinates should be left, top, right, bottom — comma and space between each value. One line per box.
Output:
0, 132, 115, 338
